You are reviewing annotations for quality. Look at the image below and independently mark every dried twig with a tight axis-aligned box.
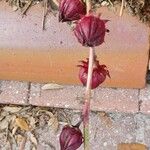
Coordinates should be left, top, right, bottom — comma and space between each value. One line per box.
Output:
21, 0, 33, 15
119, 0, 124, 16
108, 0, 113, 6
52, 0, 59, 7
86, 0, 92, 14
42, 0, 48, 30
19, 136, 27, 150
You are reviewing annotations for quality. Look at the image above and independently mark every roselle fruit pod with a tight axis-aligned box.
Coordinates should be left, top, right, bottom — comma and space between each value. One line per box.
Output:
74, 15, 109, 47
78, 58, 110, 89
59, 0, 86, 22
59, 125, 83, 150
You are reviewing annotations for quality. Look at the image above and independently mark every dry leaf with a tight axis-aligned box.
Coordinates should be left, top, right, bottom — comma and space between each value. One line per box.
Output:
0, 115, 12, 131
36, 110, 54, 118
15, 117, 30, 131
101, 1, 109, 6
19, 136, 27, 150
9, 115, 17, 131
29, 117, 36, 130
3, 106, 22, 113
99, 112, 112, 128
0, 111, 10, 120
15, 135, 24, 145
48, 115, 59, 132
37, 110, 59, 132
12, 126, 18, 136
12, 5, 18, 11
15, 134, 24, 143
28, 132, 38, 146
42, 83, 64, 90
32, 147, 36, 150
0, 118, 9, 130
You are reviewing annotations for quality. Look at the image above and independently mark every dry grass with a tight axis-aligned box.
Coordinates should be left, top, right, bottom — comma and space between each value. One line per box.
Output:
5, 0, 150, 25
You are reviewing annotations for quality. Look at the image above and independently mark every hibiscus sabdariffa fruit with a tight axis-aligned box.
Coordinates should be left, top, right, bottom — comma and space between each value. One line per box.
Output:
59, 0, 86, 22
59, 125, 83, 150
74, 15, 109, 47
78, 58, 110, 89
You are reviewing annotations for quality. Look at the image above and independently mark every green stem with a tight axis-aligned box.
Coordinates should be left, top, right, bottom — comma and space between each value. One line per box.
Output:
82, 47, 94, 150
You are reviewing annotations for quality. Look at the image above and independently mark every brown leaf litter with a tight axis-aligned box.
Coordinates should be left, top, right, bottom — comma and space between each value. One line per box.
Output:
0, 105, 70, 149
0, 104, 114, 149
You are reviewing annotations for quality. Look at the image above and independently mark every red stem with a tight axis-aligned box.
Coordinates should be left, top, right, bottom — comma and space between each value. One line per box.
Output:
82, 47, 94, 150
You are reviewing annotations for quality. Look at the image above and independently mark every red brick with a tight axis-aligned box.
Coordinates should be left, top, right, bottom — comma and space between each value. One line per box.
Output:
117, 143, 147, 150
0, 81, 29, 105
0, 2, 149, 88
29, 83, 139, 113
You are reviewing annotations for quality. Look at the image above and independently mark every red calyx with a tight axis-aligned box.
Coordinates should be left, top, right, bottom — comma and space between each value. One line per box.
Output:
59, 125, 83, 150
74, 15, 109, 47
78, 58, 110, 89
59, 0, 86, 22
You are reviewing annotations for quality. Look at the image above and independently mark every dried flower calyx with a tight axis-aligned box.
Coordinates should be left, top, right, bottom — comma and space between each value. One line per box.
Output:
59, 124, 83, 150
74, 15, 109, 47
59, 0, 86, 22
78, 57, 110, 89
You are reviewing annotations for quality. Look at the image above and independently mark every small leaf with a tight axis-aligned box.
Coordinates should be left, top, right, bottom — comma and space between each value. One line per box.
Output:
99, 112, 112, 128
101, 1, 109, 6
29, 117, 36, 130
48, 115, 59, 132
0, 118, 9, 130
3, 106, 22, 113
28, 132, 38, 146
15, 117, 30, 131
32, 147, 36, 150
42, 83, 64, 90
15, 134, 24, 143
36, 110, 54, 118
12, 5, 18, 11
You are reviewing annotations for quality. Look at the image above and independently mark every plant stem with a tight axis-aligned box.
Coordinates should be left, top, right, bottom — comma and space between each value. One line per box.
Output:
42, 0, 48, 30
82, 47, 94, 150
82, 1, 93, 149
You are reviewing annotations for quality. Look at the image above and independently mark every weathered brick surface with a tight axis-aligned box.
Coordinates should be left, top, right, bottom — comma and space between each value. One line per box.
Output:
93, 88, 139, 113
0, 2, 149, 88
60, 112, 150, 149
29, 83, 139, 113
0, 81, 29, 105
29, 83, 85, 110
139, 84, 150, 114
2, 81, 150, 115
